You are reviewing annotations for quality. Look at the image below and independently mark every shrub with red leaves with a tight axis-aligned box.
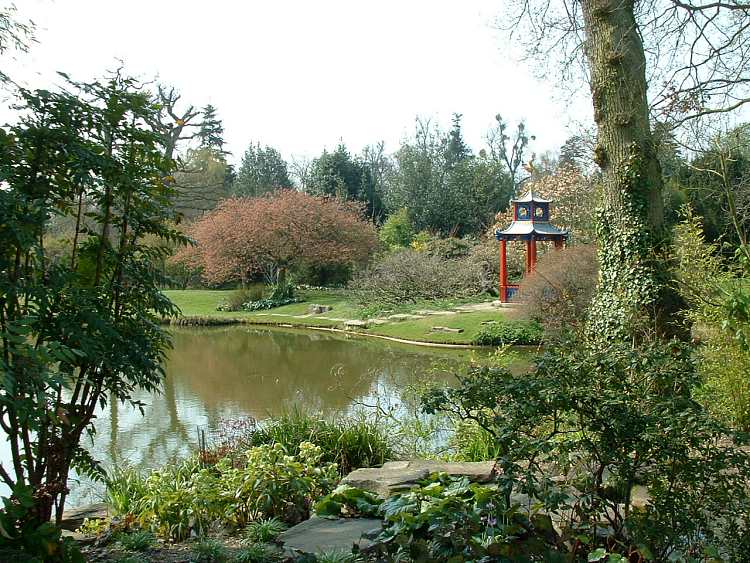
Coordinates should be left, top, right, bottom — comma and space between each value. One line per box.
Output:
173, 190, 378, 285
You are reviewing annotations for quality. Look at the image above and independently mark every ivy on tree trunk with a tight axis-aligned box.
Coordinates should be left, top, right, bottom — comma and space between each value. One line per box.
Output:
581, 0, 679, 339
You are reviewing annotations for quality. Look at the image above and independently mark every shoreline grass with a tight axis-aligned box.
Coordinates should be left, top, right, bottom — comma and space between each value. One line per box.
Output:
162, 289, 520, 346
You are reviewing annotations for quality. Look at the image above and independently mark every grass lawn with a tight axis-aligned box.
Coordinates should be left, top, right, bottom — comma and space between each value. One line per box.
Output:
165, 289, 360, 327
162, 289, 513, 345
372, 311, 507, 344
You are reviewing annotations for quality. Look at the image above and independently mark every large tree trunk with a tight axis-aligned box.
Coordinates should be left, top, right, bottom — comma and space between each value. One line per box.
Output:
581, 0, 679, 339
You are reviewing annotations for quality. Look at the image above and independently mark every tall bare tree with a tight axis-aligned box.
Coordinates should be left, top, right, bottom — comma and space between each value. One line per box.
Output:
486, 114, 535, 195
290, 155, 313, 191
504, 0, 750, 338
152, 86, 229, 218
153, 85, 200, 161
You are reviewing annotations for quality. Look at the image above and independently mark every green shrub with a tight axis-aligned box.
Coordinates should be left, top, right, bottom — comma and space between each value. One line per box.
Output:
695, 332, 750, 430
242, 518, 286, 544
0, 487, 85, 563
472, 319, 542, 346
192, 538, 229, 562
423, 338, 750, 561
673, 210, 750, 430
105, 442, 338, 540
215, 285, 299, 312
448, 420, 503, 461
76, 516, 112, 537
409, 230, 431, 251
379, 208, 414, 249
314, 550, 363, 563
245, 411, 392, 475
315, 474, 560, 561
234, 543, 281, 563
117, 530, 156, 552
106, 466, 148, 516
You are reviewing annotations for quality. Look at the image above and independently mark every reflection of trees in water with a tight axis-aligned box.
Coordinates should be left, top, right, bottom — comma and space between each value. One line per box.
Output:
58, 328, 476, 506
72, 328, 466, 504
165, 327, 458, 418
91, 374, 197, 471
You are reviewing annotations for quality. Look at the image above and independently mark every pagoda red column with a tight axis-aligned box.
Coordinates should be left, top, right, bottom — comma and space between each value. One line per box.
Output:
499, 239, 508, 302
525, 239, 533, 274
530, 237, 538, 271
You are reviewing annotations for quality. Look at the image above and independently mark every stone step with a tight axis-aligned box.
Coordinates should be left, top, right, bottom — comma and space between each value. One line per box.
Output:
341, 460, 497, 497
59, 503, 109, 531
280, 515, 382, 557
386, 313, 425, 321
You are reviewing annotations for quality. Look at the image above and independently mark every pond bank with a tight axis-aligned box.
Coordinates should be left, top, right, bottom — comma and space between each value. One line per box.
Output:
165, 316, 486, 348
163, 289, 528, 347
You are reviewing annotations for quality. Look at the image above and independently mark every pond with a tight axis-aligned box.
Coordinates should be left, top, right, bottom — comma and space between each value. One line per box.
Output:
85, 326, 479, 472
21, 325, 515, 507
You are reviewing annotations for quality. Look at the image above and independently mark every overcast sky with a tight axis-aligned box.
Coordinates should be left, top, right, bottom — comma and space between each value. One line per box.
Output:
4, 0, 592, 164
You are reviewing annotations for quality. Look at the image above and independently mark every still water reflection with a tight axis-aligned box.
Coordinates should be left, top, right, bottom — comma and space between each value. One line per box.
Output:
66, 326, 482, 505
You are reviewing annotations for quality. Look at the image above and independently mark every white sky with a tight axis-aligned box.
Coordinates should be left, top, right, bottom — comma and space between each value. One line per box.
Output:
4, 0, 592, 165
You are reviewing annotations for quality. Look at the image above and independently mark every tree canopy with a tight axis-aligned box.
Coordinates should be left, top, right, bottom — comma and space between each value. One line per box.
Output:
233, 142, 292, 197
307, 144, 385, 222
388, 115, 513, 236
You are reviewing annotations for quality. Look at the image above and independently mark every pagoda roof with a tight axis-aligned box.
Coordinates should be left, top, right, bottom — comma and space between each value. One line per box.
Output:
495, 220, 568, 240
511, 190, 552, 204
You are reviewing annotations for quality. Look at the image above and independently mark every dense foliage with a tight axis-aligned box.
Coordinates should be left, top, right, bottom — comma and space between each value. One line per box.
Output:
315, 475, 564, 561
378, 207, 414, 249
387, 116, 514, 236
472, 319, 543, 346
423, 339, 750, 560
175, 190, 378, 286
673, 209, 750, 430
0, 70, 185, 556
308, 144, 385, 223
204, 412, 393, 476
233, 143, 292, 198
106, 442, 338, 540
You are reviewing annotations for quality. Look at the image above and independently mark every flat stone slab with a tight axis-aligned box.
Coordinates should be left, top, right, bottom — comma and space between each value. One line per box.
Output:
430, 326, 464, 333
341, 467, 430, 497
59, 503, 109, 531
382, 460, 497, 482
309, 304, 333, 314
280, 515, 382, 555
344, 319, 369, 329
342, 460, 497, 497
386, 314, 425, 321
414, 309, 456, 316
453, 303, 497, 312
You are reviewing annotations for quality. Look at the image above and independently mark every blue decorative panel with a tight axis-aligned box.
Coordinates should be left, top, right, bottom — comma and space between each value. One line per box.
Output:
532, 203, 549, 221
515, 204, 531, 221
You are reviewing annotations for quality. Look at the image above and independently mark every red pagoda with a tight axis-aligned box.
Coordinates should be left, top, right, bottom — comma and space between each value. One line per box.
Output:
494, 190, 568, 302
